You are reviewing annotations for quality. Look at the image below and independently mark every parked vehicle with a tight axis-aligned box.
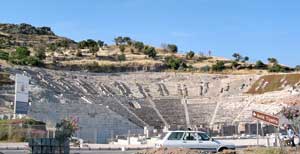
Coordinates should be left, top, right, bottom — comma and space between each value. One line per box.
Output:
155, 130, 235, 152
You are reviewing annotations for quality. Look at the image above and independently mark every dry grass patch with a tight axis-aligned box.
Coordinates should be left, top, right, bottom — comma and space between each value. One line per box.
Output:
247, 74, 300, 94
0, 72, 13, 86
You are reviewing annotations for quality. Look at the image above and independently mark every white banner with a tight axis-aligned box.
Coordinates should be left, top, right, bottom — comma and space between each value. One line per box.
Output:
14, 74, 29, 114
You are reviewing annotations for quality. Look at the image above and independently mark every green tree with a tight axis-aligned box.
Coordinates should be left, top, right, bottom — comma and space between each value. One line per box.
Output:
123, 37, 132, 45
167, 44, 178, 53
78, 39, 98, 49
15, 47, 30, 59
165, 56, 186, 70
144, 46, 157, 58
97, 40, 104, 48
86, 39, 98, 47
186, 51, 195, 59
232, 53, 242, 61
134, 41, 144, 52
255, 60, 266, 69
212, 61, 225, 71
268, 57, 278, 64
243, 56, 249, 62
114, 36, 124, 46
78, 41, 87, 49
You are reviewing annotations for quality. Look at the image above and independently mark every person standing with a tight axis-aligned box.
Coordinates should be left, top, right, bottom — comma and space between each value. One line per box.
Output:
287, 126, 296, 147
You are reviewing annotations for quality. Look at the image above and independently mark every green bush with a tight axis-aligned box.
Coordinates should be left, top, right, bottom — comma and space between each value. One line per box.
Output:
186, 51, 195, 59
114, 36, 132, 46
268, 64, 291, 72
97, 40, 104, 47
8, 47, 43, 66
144, 47, 156, 58
78, 39, 98, 49
118, 53, 126, 61
25, 56, 42, 66
167, 44, 178, 53
48, 43, 58, 51
134, 41, 144, 52
15, 47, 30, 59
255, 60, 266, 69
268, 57, 278, 64
212, 61, 225, 71
165, 56, 186, 70
0, 50, 9, 60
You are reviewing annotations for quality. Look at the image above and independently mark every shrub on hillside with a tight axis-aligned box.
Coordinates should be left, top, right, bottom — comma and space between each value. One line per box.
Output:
167, 44, 178, 53
97, 40, 104, 48
78, 39, 98, 49
267, 57, 278, 64
268, 64, 291, 72
144, 46, 157, 58
255, 60, 266, 69
114, 36, 132, 46
8, 47, 42, 66
117, 53, 126, 61
232, 53, 249, 62
186, 51, 195, 59
34, 47, 46, 60
89, 46, 99, 55
119, 45, 126, 53
134, 41, 144, 52
212, 61, 225, 71
25, 56, 43, 66
0, 50, 9, 60
165, 56, 187, 70
231, 61, 240, 69
48, 43, 58, 51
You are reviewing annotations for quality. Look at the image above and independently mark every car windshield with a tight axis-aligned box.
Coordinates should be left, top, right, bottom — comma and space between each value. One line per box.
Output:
167, 132, 184, 140
159, 132, 168, 139
198, 133, 210, 141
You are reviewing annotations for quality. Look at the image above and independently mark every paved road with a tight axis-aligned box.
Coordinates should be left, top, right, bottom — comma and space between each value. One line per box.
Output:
0, 150, 139, 154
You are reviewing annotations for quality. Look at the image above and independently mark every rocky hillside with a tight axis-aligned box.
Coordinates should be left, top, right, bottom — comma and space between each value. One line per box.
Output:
0, 23, 75, 48
0, 23, 297, 74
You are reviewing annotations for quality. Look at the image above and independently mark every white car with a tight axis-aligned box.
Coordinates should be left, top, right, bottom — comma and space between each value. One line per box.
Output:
155, 130, 235, 152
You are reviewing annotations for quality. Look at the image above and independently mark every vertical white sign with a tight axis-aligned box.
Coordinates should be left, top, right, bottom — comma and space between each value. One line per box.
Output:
14, 74, 29, 114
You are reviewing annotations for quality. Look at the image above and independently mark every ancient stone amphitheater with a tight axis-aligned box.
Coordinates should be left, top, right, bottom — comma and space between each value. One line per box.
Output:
1, 66, 299, 143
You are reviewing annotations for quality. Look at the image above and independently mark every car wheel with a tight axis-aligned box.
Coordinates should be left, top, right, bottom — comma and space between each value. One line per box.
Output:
218, 147, 228, 153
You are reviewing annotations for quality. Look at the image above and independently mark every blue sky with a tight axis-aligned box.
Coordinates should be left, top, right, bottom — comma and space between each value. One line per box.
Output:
0, 0, 300, 66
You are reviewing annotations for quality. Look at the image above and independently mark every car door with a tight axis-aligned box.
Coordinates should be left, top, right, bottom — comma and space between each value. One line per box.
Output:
163, 132, 185, 148
182, 132, 199, 149
197, 132, 219, 152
